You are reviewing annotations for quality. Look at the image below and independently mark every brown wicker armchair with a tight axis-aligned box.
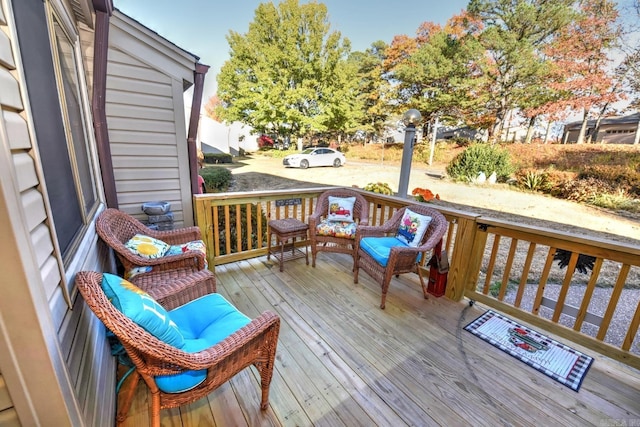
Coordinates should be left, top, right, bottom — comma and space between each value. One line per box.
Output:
96, 208, 206, 279
354, 204, 448, 309
308, 188, 369, 268
75, 271, 280, 427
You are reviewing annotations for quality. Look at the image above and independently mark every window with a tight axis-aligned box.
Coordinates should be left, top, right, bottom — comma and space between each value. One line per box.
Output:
13, 0, 99, 262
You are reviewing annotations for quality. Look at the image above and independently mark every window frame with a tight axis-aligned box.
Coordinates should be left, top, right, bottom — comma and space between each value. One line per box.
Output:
45, 2, 101, 265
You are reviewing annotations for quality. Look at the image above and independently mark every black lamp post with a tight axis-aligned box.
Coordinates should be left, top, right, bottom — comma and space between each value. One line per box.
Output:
397, 109, 422, 198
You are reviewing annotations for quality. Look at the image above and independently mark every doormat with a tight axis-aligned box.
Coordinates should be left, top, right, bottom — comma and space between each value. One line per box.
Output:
464, 310, 593, 392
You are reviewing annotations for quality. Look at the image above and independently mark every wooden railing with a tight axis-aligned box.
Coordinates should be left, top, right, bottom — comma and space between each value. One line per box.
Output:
194, 188, 640, 369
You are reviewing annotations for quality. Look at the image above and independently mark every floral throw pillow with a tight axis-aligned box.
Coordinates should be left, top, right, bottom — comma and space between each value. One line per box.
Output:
396, 208, 432, 248
124, 234, 170, 259
327, 196, 356, 222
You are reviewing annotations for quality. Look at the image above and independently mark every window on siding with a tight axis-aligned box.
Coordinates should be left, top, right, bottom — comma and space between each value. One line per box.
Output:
13, 0, 99, 262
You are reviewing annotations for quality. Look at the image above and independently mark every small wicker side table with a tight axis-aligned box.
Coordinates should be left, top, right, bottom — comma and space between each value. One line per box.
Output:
267, 218, 309, 272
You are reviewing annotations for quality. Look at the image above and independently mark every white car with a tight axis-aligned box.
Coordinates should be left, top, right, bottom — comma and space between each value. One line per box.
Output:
283, 147, 346, 169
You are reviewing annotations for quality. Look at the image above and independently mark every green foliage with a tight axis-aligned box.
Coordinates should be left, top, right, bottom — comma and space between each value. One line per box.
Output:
199, 167, 232, 193
446, 143, 515, 182
363, 182, 393, 195
515, 169, 550, 192
217, 204, 268, 255
203, 153, 232, 164
216, 0, 361, 138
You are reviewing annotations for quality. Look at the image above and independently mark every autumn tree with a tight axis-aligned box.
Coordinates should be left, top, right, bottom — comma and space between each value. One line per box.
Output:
216, 0, 361, 141
543, 0, 622, 144
467, 0, 575, 141
204, 95, 222, 122
348, 41, 391, 141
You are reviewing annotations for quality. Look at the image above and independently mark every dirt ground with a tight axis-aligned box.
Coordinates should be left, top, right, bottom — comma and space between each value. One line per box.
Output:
225, 155, 640, 246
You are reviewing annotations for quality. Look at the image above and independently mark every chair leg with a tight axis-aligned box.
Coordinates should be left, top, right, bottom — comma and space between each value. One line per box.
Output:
150, 390, 161, 427
117, 370, 140, 423
417, 264, 429, 300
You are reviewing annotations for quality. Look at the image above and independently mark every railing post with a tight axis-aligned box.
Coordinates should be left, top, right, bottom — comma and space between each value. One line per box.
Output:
445, 215, 484, 301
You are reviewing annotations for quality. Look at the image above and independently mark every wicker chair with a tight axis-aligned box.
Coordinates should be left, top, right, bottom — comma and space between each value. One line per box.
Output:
354, 204, 448, 309
96, 208, 207, 279
308, 188, 369, 268
75, 271, 280, 427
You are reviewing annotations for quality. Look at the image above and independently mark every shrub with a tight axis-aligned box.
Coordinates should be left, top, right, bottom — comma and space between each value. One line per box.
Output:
363, 182, 393, 195
203, 153, 232, 164
446, 143, 515, 183
216, 204, 268, 255
515, 169, 550, 192
200, 167, 232, 192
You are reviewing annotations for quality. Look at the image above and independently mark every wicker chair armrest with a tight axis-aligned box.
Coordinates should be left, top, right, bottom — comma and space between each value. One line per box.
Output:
308, 211, 323, 228
146, 226, 202, 245
121, 250, 206, 270
356, 225, 391, 239
168, 311, 280, 370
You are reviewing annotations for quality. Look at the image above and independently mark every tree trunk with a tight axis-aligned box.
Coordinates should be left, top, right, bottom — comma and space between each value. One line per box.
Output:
576, 108, 589, 144
634, 119, 640, 145
543, 120, 552, 144
524, 116, 536, 144
591, 115, 603, 144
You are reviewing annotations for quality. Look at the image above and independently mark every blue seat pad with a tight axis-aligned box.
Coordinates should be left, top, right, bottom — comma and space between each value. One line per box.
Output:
360, 236, 409, 267
155, 293, 250, 393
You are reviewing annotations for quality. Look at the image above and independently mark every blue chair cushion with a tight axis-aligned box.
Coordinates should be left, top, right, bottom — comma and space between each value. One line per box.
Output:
360, 236, 409, 267
101, 273, 184, 348
154, 293, 251, 394
316, 219, 357, 239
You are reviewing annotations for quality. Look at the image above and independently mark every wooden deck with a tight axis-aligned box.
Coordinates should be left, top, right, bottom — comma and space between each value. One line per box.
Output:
119, 252, 640, 426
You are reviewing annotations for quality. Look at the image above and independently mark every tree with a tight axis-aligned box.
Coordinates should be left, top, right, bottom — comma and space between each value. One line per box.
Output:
467, 0, 576, 141
216, 0, 360, 140
543, 0, 622, 144
204, 95, 222, 122
382, 13, 486, 132
349, 41, 391, 142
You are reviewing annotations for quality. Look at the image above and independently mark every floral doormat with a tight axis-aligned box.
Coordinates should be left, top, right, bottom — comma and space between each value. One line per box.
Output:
464, 310, 593, 392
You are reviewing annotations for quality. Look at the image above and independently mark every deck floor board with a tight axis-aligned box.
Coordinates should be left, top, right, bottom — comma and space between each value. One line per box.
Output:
118, 253, 640, 427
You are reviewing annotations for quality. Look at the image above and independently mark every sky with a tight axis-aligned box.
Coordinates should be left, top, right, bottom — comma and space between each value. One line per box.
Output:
113, 0, 470, 101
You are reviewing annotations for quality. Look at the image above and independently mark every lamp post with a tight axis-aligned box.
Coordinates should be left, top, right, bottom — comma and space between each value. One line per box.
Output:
397, 109, 422, 198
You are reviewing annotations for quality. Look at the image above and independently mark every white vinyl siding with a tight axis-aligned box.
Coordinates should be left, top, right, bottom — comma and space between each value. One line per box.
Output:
106, 11, 196, 226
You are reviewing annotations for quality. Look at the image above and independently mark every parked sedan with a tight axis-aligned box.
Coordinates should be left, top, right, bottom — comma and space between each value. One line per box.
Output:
283, 147, 346, 169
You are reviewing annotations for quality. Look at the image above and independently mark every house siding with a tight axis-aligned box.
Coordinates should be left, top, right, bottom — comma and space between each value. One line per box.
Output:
106, 11, 196, 227
0, 1, 115, 425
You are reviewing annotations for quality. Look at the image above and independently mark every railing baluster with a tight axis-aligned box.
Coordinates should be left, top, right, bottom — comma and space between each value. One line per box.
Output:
597, 264, 631, 341
575, 257, 603, 331
515, 242, 536, 308
552, 252, 580, 323
483, 235, 501, 294
532, 247, 556, 315
622, 300, 640, 351
498, 238, 519, 300
246, 203, 252, 251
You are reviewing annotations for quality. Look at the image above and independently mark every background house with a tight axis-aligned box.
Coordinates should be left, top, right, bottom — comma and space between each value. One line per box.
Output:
562, 112, 640, 144
0, 0, 205, 424
197, 115, 257, 156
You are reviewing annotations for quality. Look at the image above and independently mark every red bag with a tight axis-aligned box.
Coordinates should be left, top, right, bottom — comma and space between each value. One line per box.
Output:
427, 239, 448, 297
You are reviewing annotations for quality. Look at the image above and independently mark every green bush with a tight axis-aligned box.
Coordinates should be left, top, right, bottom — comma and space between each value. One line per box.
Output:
446, 143, 515, 183
216, 204, 268, 255
200, 167, 232, 192
204, 153, 232, 164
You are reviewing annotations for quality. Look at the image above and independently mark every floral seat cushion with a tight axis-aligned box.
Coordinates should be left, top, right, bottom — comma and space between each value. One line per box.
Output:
125, 239, 208, 279
316, 219, 357, 239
